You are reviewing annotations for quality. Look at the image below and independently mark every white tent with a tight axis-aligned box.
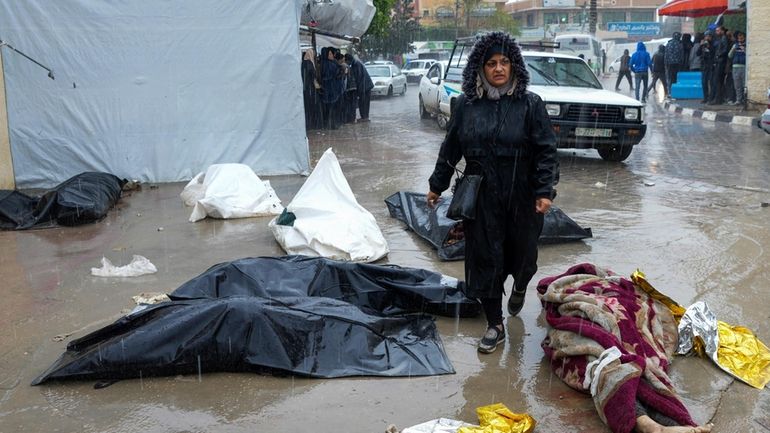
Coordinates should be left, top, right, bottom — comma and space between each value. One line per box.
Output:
0, 1, 311, 188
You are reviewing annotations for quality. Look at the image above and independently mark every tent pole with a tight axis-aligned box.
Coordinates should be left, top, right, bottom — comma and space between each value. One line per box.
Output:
0, 49, 15, 189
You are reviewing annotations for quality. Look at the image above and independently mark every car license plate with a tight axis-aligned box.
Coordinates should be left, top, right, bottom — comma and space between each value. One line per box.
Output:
575, 127, 612, 137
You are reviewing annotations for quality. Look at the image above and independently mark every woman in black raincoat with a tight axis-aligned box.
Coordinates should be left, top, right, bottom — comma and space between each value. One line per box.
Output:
426, 32, 559, 353
319, 47, 344, 129
301, 49, 322, 130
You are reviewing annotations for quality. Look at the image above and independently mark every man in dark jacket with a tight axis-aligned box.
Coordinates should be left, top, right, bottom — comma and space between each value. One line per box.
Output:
614, 49, 633, 92
426, 32, 558, 354
708, 26, 729, 105
647, 45, 667, 98
664, 32, 684, 96
345, 53, 374, 122
697, 31, 715, 103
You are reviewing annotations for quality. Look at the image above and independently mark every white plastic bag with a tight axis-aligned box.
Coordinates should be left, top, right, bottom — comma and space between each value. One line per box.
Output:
401, 418, 476, 433
181, 163, 283, 222
91, 255, 157, 277
269, 148, 389, 262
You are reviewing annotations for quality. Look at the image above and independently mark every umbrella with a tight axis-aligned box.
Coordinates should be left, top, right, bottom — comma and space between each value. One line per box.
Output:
658, 0, 743, 18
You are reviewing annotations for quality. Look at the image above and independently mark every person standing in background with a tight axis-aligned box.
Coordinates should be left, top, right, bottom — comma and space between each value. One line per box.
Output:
647, 45, 667, 99
697, 31, 714, 104
689, 33, 704, 72
345, 53, 374, 122
681, 33, 693, 72
301, 49, 323, 130
615, 49, 633, 92
728, 31, 746, 106
630, 41, 651, 103
664, 32, 684, 97
708, 26, 729, 105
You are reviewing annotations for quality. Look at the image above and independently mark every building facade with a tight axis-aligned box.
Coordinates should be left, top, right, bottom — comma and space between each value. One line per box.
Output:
505, 0, 659, 31
746, 0, 768, 103
414, 0, 507, 26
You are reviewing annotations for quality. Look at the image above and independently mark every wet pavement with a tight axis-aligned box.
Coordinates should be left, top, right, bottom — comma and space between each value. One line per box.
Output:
2, 82, 770, 433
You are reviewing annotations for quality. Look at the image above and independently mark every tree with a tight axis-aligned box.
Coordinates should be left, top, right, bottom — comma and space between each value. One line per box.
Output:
366, 0, 395, 38
360, 0, 421, 60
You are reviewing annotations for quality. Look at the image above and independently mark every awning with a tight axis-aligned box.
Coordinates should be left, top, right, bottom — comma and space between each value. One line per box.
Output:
658, 0, 744, 18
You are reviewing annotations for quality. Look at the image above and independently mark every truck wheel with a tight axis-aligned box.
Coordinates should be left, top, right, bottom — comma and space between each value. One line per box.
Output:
419, 95, 431, 119
437, 113, 448, 130
388, 85, 393, 97
598, 144, 633, 162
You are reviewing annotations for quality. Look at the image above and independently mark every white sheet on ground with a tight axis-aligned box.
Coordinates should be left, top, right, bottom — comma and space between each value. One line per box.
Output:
269, 148, 388, 262
91, 255, 157, 277
181, 163, 283, 222
401, 418, 476, 433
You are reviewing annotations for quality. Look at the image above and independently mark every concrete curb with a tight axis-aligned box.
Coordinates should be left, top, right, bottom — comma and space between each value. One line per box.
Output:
662, 101, 759, 127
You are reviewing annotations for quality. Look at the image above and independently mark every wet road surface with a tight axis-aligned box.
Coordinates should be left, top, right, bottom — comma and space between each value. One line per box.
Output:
1, 82, 769, 432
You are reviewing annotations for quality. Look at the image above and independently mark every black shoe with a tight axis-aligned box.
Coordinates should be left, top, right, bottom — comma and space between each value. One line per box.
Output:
477, 326, 505, 354
507, 290, 526, 316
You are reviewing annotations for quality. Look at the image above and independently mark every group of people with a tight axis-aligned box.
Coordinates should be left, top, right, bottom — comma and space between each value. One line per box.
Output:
426, 31, 713, 433
301, 47, 374, 130
614, 28, 747, 106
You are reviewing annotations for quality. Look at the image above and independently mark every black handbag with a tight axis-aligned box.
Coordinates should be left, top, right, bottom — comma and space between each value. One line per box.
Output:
446, 169, 482, 221
445, 99, 512, 221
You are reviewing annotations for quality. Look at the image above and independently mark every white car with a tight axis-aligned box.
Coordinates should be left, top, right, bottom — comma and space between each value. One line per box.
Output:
418, 61, 448, 126
436, 39, 646, 161
760, 88, 770, 134
403, 59, 436, 83
366, 64, 407, 97
608, 56, 622, 73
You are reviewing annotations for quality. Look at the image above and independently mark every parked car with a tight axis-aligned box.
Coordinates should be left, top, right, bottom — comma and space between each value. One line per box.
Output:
759, 88, 770, 134
608, 56, 622, 73
418, 61, 449, 126
365, 60, 394, 66
403, 59, 436, 83
436, 38, 646, 161
366, 64, 407, 97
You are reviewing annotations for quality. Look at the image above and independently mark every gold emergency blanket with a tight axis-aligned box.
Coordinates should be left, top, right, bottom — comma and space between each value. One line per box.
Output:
632, 270, 770, 389
457, 403, 535, 433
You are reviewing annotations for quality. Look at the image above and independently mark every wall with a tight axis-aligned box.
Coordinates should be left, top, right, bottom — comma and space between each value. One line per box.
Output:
746, 0, 768, 103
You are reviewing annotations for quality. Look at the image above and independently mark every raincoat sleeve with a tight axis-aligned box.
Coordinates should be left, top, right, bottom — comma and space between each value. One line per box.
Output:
429, 95, 465, 195
527, 94, 559, 200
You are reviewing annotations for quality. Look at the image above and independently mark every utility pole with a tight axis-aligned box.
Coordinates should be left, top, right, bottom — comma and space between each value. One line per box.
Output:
589, 0, 597, 35
455, 0, 460, 38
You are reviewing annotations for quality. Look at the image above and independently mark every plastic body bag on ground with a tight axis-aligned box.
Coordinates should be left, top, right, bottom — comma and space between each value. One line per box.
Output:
0, 172, 124, 230
269, 148, 389, 262
458, 403, 536, 433
385, 192, 592, 261
31, 256, 476, 385
180, 163, 283, 222
91, 255, 157, 277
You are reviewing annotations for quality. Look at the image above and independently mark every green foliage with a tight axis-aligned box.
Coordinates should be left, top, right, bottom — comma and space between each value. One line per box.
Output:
367, 0, 396, 38
694, 14, 746, 34
361, 0, 422, 59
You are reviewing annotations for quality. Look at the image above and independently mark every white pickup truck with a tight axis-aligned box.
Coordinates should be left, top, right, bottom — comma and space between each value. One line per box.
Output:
419, 38, 647, 162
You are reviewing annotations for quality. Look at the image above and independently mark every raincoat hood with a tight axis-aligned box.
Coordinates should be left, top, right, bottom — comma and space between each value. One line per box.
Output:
461, 31, 529, 102
636, 41, 647, 52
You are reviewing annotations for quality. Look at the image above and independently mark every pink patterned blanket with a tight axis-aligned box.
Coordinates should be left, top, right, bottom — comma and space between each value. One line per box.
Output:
537, 264, 695, 433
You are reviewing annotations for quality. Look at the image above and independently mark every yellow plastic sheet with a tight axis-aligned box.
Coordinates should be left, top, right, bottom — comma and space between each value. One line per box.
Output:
457, 403, 535, 433
715, 321, 770, 389
632, 270, 770, 389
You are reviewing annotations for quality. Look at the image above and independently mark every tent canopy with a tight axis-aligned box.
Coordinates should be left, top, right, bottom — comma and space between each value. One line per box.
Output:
658, 0, 743, 18
0, 1, 310, 188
